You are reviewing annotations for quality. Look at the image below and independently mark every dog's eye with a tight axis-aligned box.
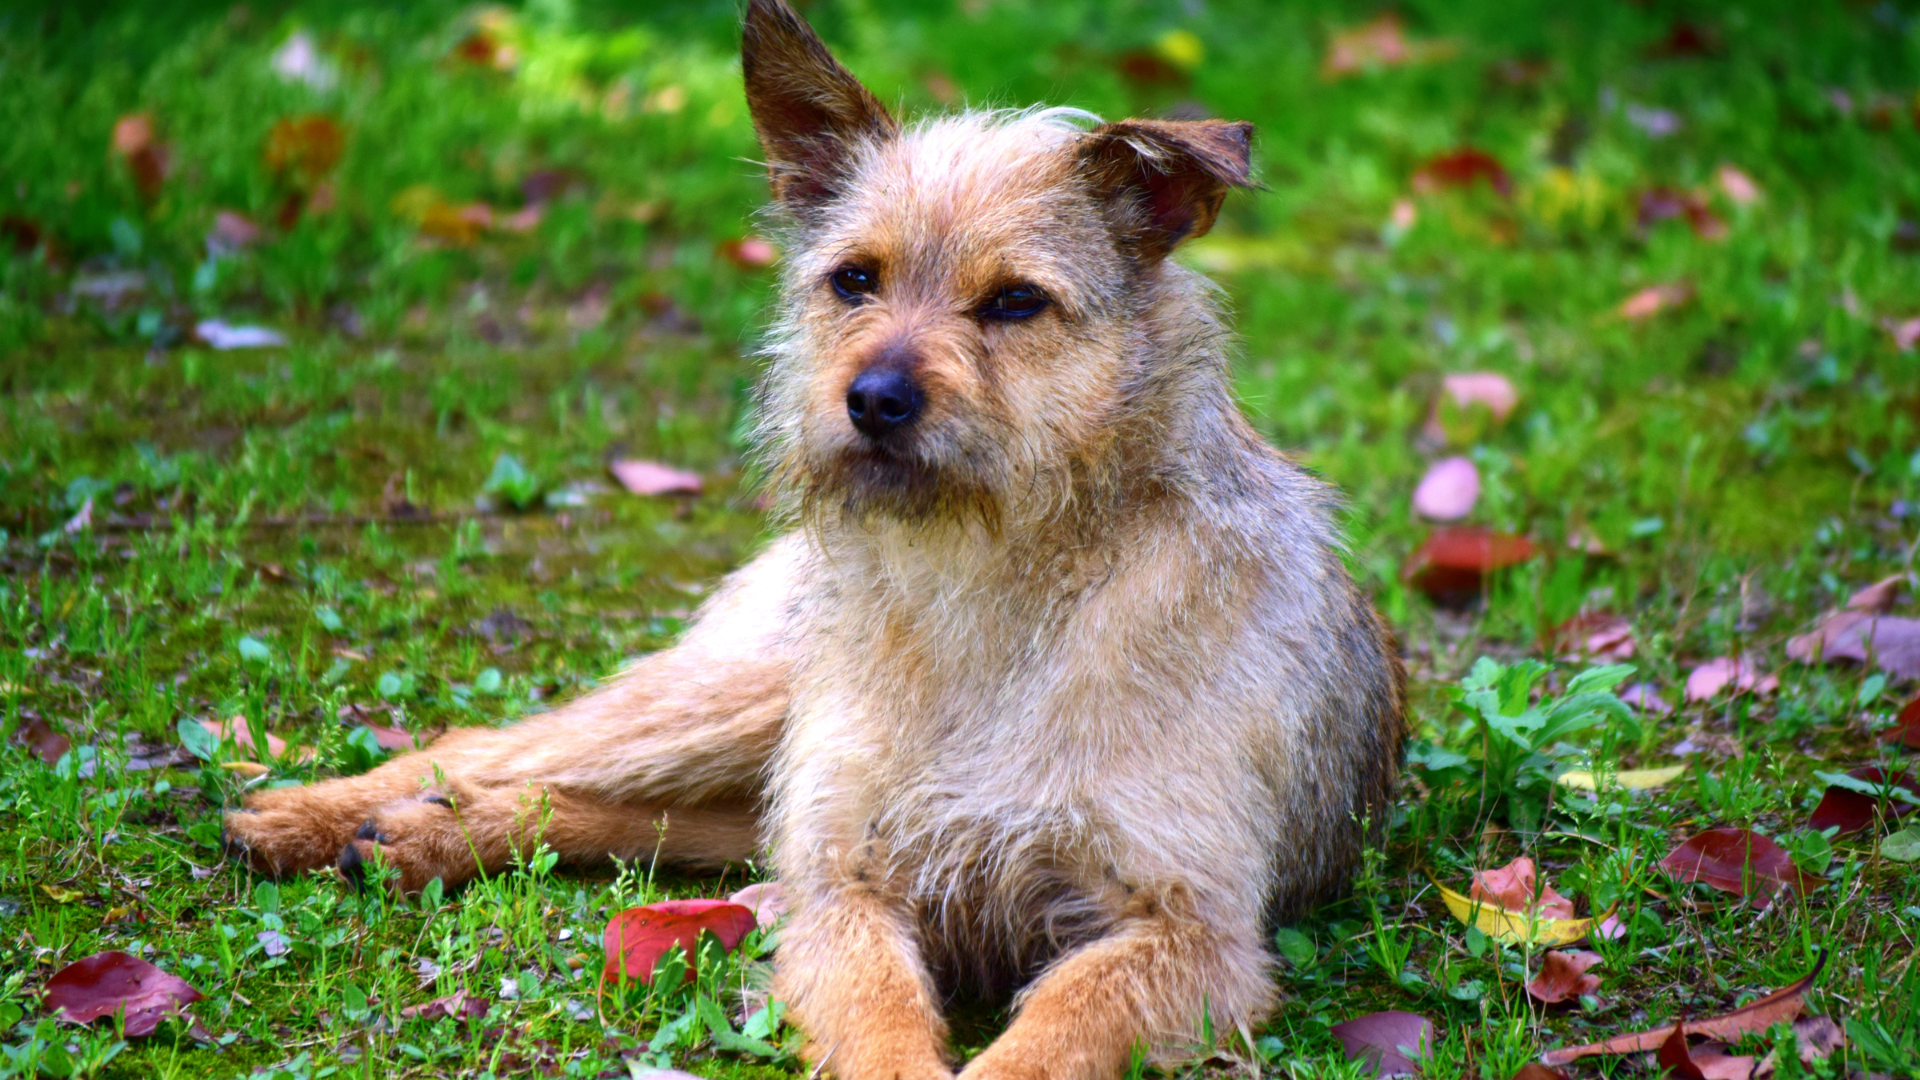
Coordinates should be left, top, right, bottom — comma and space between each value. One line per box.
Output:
830, 266, 877, 301
979, 284, 1049, 321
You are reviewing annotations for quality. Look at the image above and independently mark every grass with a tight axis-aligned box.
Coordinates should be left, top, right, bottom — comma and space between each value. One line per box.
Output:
2, 0, 1919, 1076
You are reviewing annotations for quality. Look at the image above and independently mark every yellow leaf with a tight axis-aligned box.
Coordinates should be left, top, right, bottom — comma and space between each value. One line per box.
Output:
1557, 765, 1687, 791
1432, 879, 1608, 946
1155, 29, 1205, 70
40, 884, 83, 903
221, 761, 270, 779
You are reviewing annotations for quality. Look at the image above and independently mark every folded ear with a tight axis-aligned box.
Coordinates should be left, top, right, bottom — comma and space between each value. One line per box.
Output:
1080, 118, 1256, 259
742, 0, 898, 211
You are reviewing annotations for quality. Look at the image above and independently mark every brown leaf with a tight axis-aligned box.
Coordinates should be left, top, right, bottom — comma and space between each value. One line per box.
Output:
1787, 613, 1920, 680
197, 716, 296, 760
1508, 1067, 1568, 1080
1329, 1011, 1434, 1078
1760, 1016, 1844, 1073
1848, 575, 1906, 614
1684, 657, 1778, 702
1715, 165, 1762, 206
1471, 856, 1576, 920
608, 460, 703, 498
1661, 828, 1821, 908
43, 951, 203, 1037
419, 202, 493, 246
11, 716, 71, 764
1550, 613, 1635, 663
111, 113, 170, 200
1322, 15, 1456, 79
1404, 526, 1537, 602
209, 211, 261, 252
1620, 282, 1694, 320
400, 990, 490, 1022
717, 237, 778, 269
263, 115, 345, 185
1412, 148, 1511, 197
1527, 949, 1603, 1004
1807, 766, 1920, 835
1658, 1020, 1757, 1080
1887, 316, 1920, 353
1540, 952, 1824, 1066
1637, 187, 1727, 240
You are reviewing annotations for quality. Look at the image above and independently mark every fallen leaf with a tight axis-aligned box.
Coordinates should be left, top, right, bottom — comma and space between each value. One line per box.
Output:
718, 237, 778, 268
271, 30, 339, 91
1509, 1067, 1568, 1080
1330, 1011, 1434, 1078
1322, 15, 1455, 79
419, 202, 494, 246
1684, 657, 1779, 702
1661, 828, 1821, 908
727, 881, 789, 931
1541, 952, 1824, 1066
41, 884, 84, 903
1887, 316, 1920, 353
1807, 766, 1920, 834
1412, 149, 1511, 197
197, 716, 289, 759
1620, 683, 1673, 716
1625, 103, 1682, 138
208, 211, 261, 253
1637, 187, 1726, 240
1620, 281, 1694, 320
608, 460, 703, 498
43, 951, 203, 1037
1755, 1016, 1844, 1074
400, 991, 490, 1022
11, 716, 71, 764
363, 722, 427, 751
1472, 856, 1574, 919
1411, 456, 1480, 521
1527, 949, 1602, 1005
1881, 826, 1920, 862
111, 113, 169, 200
195, 320, 286, 350
1883, 695, 1920, 749
221, 761, 270, 779
1787, 613, 1920, 680
263, 115, 344, 185
1715, 165, 1762, 206
601, 899, 756, 985
255, 929, 290, 957
1440, 372, 1519, 420
1557, 764, 1686, 791
1659, 1019, 1757, 1080
1404, 527, 1537, 602
1550, 613, 1635, 662
1433, 879, 1601, 948
1648, 21, 1720, 58
1847, 575, 1906, 613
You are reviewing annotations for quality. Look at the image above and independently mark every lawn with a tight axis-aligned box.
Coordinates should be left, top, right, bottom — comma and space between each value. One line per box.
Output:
3, 0, 1919, 1077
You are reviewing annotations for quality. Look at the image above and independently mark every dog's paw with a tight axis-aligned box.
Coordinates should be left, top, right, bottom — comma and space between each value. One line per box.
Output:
222, 787, 363, 878
337, 788, 492, 895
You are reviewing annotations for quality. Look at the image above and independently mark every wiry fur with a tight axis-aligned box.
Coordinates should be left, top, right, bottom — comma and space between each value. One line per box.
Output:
221, 4, 1405, 1079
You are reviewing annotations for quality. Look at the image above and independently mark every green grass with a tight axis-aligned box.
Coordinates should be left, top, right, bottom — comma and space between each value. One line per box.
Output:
3, 0, 1920, 1077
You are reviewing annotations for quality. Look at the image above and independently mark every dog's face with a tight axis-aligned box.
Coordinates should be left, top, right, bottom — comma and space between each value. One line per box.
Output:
742, 0, 1253, 527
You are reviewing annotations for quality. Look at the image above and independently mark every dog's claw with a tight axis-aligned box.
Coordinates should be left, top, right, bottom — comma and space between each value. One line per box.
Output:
337, 843, 367, 891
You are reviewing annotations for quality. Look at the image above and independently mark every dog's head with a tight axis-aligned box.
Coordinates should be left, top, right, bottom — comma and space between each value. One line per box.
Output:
743, 0, 1255, 530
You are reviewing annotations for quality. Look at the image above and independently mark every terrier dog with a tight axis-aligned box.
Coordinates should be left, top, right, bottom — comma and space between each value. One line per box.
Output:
221, 2, 1406, 1077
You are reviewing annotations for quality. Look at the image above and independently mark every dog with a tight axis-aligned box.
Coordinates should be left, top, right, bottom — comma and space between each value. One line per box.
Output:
220, 3, 1406, 1077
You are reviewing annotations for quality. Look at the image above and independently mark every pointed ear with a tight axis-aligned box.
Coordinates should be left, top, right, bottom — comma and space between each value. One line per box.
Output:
742, 0, 898, 210
1080, 118, 1256, 259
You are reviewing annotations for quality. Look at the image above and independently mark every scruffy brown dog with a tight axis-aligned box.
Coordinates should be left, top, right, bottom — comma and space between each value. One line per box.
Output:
222, 2, 1405, 1077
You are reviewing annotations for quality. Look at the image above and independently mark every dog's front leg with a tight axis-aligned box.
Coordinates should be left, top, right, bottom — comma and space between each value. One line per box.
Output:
959, 889, 1273, 1080
775, 880, 953, 1080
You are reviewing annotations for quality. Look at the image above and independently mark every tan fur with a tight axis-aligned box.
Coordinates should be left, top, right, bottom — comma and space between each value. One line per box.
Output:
222, 4, 1405, 1078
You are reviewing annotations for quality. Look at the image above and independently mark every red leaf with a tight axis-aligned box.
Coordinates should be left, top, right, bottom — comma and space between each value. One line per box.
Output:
1404, 526, 1536, 601
1411, 456, 1480, 521
1509, 1067, 1568, 1080
1330, 1011, 1434, 1078
1541, 952, 1824, 1066
263, 115, 345, 185
601, 899, 756, 985
1660, 828, 1821, 908
1412, 148, 1511, 197
1683, 657, 1778, 702
1807, 766, 1920, 835
400, 991, 490, 1022
608, 460, 703, 497
1526, 949, 1602, 1005
1636, 187, 1726, 240
1471, 856, 1576, 920
1883, 696, 1920, 749
43, 951, 203, 1037
110, 113, 170, 201
1549, 613, 1635, 663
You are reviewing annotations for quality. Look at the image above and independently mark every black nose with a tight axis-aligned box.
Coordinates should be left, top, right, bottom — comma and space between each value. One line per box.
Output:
845, 368, 922, 438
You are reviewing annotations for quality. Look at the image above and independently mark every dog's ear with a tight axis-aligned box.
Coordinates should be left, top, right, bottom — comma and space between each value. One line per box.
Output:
742, 0, 898, 210
1081, 118, 1256, 259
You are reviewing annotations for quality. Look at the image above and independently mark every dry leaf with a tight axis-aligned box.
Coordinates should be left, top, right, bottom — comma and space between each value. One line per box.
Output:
1526, 949, 1602, 1004
602, 899, 756, 985
1550, 613, 1635, 662
1322, 15, 1455, 79
1847, 575, 1905, 613
11, 716, 71, 764
1787, 613, 1920, 680
1684, 657, 1779, 702
43, 951, 203, 1037
1807, 766, 1920, 835
1557, 764, 1686, 791
263, 115, 344, 184
1404, 527, 1537, 602
717, 237, 778, 268
1658, 1019, 1757, 1080
1541, 952, 1824, 1066
110, 113, 169, 200
1715, 165, 1762, 206
1329, 1011, 1434, 1078
727, 881, 789, 930
1412, 149, 1511, 197
400, 991, 489, 1022
1661, 828, 1821, 908
1883, 695, 1920, 749
1886, 317, 1920, 353
1441, 372, 1519, 420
